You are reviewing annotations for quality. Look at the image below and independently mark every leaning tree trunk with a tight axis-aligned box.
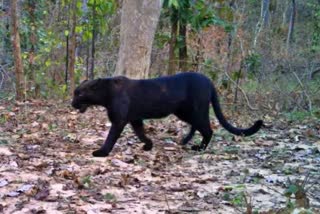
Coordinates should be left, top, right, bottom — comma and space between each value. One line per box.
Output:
10, 0, 25, 101
114, 0, 162, 79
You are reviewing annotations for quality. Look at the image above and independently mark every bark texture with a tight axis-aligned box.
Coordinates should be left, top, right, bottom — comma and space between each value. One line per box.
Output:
167, 12, 178, 75
115, 0, 162, 79
10, 0, 25, 100
68, 0, 77, 95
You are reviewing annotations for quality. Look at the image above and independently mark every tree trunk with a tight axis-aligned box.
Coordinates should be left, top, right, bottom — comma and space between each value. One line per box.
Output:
27, 0, 37, 97
2, 0, 11, 63
89, 0, 96, 80
167, 10, 178, 75
115, 0, 162, 79
286, 0, 296, 51
65, 3, 70, 86
10, 0, 25, 101
68, 0, 77, 95
177, 0, 190, 71
261, 0, 270, 26
86, 41, 90, 79
253, 0, 270, 49
178, 23, 188, 71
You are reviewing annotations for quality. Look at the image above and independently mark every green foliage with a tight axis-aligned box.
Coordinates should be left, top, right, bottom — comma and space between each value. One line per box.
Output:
167, 0, 179, 8
223, 146, 240, 154
285, 108, 320, 121
230, 70, 244, 81
104, 192, 117, 202
244, 52, 261, 75
0, 115, 7, 125
83, 0, 117, 40
81, 175, 92, 188
0, 139, 9, 145
188, 1, 225, 31
221, 185, 247, 208
203, 58, 218, 81
163, 0, 229, 32
285, 184, 299, 197
11, 0, 117, 99
154, 32, 171, 49
308, 2, 320, 52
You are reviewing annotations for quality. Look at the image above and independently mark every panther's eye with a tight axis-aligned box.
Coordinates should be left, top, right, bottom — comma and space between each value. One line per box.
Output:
74, 90, 82, 97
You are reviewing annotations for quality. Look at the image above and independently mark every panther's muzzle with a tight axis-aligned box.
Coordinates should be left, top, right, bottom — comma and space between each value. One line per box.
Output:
72, 100, 89, 113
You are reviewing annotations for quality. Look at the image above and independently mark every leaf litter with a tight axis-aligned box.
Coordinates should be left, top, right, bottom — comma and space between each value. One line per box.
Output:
0, 100, 319, 213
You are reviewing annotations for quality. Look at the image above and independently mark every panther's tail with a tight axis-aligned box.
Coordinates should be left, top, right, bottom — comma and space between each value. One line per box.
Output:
210, 86, 263, 136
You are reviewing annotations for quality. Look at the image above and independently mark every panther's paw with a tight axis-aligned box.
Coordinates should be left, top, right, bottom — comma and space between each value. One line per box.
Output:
191, 145, 204, 151
142, 143, 153, 151
92, 149, 109, 157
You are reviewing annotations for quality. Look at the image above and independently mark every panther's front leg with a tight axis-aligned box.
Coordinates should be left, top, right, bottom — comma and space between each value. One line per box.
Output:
92, 122, 126, 157
93, 97, 129, 157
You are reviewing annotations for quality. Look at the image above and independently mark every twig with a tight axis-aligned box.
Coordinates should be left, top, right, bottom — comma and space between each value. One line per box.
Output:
307, 192, 320, 202
311, 68, 320, 79
0, 64, 14, 101
292, 72, 312, 111
0, 66, 4, 89
305, 175, 320, 192
164, 191, 171, 212
244, 192, 253, 214
224, 72, 258, 110
233, 65, 242, 111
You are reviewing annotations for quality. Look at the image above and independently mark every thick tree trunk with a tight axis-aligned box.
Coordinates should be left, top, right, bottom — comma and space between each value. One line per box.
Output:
115, 0, 162, 79
10, 0, 25, 100
68, 0, 77, 95
167, 12, 178, 75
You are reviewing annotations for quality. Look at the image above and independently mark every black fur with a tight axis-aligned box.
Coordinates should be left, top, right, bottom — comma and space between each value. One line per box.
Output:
72, 72, 263, 157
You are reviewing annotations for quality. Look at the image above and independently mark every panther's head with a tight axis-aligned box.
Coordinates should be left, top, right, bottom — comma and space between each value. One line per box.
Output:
71, 79, 103, 113
71, 76, 129, 113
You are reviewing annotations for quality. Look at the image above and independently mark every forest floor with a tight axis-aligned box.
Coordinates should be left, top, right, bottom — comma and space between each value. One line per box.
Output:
0, 100, 320, 214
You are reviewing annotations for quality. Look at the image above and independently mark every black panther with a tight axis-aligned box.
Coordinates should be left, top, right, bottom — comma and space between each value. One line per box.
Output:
72, 72, 263, 157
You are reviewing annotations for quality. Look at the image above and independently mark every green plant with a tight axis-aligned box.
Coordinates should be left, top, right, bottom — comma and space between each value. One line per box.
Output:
104, 192, 116, 202
284, 110, 316, 121
223, 146, 240, 154
284, 176, 311, 209
0, 139, 9, 145
244, 52, 261, 75
81, 175, 92, 188
0, 115, 7, 124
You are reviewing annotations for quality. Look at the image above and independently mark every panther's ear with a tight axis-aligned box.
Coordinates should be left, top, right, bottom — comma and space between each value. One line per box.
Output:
80, 79, 88, 84
91, 78, 102, 90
